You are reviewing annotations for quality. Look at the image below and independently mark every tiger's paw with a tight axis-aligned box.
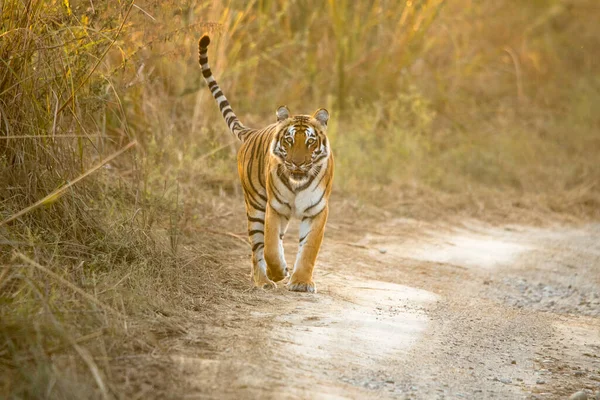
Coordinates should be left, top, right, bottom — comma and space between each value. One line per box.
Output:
254, 278, 277, 290
287, 280, 317, 293
266, 265, 288, 282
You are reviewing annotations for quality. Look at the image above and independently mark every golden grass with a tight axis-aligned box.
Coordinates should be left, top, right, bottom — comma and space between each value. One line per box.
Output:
1, 0, 599, 397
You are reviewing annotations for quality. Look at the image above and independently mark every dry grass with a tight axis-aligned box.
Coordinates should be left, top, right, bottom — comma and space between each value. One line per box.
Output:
1, 0, 599, 398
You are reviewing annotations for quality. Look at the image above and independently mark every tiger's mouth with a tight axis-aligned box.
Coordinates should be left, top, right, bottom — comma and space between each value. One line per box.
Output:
287, 166, 310, 180
290, 171, 306, 180
283, 161, 312, 180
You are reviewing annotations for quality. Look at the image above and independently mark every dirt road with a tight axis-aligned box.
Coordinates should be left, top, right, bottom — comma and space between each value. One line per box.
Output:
171, 216, 600, 399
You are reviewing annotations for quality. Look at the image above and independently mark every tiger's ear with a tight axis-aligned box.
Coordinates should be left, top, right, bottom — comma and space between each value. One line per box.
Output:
276, 105, 290, 122
312, 108, 329, 127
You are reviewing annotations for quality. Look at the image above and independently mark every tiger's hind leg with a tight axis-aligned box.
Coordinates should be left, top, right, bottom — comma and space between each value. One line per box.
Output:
264, 204, 289, 282
246, 210, 276, 289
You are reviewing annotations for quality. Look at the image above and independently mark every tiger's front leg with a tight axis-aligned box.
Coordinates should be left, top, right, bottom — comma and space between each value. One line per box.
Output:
287, 206, 328, 293
246, 209, 277, 289
264, 204, 289, 282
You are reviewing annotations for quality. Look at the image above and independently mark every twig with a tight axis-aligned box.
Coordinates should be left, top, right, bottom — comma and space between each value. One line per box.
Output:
329, 239, 371, 250
198, 142, 236, 160
97, 271, 131, 295
201, 228, 250, 247
503, 46, 524, 104
16, 330, 105, 361
13, 252, 126, 318
73, 343, 109, 400
133, 4, 156, 21
0, 141, 136, 227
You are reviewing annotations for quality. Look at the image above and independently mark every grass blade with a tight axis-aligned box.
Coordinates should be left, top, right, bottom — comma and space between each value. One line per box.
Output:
0, 141, 137, 227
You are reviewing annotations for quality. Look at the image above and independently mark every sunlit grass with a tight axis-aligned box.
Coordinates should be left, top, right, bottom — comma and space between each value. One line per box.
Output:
1, 0, 599, 397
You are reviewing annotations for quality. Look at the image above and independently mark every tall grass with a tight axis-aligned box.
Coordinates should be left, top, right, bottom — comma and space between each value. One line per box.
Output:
121, 0, 599, 216
0, 1, 172, 397
1, 0, 599, 397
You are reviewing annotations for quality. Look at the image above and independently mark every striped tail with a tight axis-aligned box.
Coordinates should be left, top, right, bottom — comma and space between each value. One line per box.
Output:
198, 35, 249, 141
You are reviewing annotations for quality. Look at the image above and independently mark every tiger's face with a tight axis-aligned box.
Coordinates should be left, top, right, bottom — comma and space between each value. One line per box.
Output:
272, 106, 330, 181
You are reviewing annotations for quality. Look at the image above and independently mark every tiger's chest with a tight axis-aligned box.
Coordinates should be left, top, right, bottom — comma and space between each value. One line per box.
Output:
291, 185, 326, 218
268, 164, 328, 219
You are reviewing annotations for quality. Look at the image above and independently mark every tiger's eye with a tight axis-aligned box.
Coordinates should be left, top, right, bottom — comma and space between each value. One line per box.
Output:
307, 138, 316, 145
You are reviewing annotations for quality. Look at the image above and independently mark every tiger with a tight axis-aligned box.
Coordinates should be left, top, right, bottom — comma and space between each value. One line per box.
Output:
198, 35, 333, 293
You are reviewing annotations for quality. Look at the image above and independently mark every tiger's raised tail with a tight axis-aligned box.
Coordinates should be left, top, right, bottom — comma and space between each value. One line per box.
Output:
198, 35, 250, 141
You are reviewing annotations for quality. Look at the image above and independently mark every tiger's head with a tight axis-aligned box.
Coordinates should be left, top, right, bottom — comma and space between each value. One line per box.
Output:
271, 106, 331, 182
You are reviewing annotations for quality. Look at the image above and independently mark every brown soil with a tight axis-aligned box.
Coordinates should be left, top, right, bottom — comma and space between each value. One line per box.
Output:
126, 205, 600, 400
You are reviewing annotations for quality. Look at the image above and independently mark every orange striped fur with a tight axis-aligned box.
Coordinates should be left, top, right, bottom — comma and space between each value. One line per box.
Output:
198, 35, 333, 292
